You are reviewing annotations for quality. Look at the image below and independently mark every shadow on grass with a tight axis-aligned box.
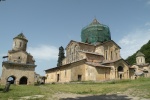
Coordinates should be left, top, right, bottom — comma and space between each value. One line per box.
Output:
0, 88, 3, 91
60, 94, 133, 100
0, 88, 12, 93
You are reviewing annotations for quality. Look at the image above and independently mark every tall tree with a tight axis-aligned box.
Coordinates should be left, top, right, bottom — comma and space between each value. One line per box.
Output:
57, 46, 65, 67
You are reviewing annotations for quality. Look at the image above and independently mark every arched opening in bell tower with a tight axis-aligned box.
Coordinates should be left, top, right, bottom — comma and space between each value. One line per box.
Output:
19, 76, 28, 85
7, 76, 16, 84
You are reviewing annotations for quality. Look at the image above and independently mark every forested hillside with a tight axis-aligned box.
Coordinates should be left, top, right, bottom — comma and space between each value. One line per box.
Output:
126, 40, 150, 65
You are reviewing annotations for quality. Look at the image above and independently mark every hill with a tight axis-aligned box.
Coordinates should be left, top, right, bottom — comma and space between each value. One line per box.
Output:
126, 40, 150, 65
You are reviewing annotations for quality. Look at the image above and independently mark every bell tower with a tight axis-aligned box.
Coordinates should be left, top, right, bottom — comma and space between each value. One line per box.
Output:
12, 33, 28, 51
136, 51, 145, 65
1, 33, 36, 85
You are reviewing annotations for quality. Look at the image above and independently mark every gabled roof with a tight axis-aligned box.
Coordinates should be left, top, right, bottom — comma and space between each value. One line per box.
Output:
65, 40, 121, 50
101, 58, 129, 65
65, 40, 95, 50
14, 33, 28, 42
100, 40, 121, 49
45, 59, 86, 72
86, 62, 111, 68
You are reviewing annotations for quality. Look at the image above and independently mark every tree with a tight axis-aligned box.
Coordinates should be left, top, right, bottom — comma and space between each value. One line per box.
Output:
57, 46, 65, 67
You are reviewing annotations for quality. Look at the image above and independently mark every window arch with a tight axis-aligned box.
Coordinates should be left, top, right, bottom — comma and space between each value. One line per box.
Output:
118, 66, 123, 72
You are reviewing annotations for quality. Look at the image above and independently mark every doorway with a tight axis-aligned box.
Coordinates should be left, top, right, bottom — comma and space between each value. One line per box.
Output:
118, 66, 123, 79
19, 76, 28, 85
7, 76, 16, 84
78, 75, 82, 81
120, 74, 122, 79
57, 74, 60, 82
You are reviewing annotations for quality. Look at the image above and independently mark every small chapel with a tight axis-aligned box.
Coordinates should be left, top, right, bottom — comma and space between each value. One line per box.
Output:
1, 33, 36, 85
45, 19, 135, 83
131, 51, 150, 79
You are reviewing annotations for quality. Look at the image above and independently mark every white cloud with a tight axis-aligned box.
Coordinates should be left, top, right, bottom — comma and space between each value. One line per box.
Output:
118, 27, 150, 59
28, 45, 58, 61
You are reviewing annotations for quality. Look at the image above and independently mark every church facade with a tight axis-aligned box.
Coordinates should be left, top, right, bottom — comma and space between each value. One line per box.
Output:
45, 19, 134, 83
1, 33, 36, 85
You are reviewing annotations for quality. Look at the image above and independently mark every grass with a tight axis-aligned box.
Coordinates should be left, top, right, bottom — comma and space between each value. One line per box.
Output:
0, 77, 150, 100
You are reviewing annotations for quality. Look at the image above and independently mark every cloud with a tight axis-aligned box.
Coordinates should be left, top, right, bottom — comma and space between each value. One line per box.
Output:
28, 45, 58, 61
118, 27, 150, 59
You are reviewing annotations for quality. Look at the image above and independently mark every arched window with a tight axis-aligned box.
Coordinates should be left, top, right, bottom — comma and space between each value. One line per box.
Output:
20, 42, 22, 47
118, 66, 123, 72
111, 51, 113, 60
74, 45, 78, 61
105, 51, 107, 60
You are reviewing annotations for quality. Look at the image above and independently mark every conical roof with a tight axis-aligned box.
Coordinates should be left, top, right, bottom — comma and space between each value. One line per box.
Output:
90, 18, 100, 25
136, 51, 145, 57
14, 33, 28, 41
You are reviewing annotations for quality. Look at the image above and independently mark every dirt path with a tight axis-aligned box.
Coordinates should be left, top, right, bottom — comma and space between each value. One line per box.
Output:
50, 92, 150, 100
19, 92, 150, 100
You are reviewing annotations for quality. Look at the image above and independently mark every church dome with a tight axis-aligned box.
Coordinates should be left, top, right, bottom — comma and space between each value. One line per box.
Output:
81, 19, 111, 44
136, 51, 145, 57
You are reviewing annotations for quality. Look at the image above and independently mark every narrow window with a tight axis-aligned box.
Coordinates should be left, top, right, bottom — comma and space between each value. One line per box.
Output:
105, 51, 107, 60
111, 51, 113, 60
20, 42, 22, 47
65, 70, 67, 77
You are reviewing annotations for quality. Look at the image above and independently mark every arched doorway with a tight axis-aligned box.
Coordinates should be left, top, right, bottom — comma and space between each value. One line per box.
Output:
7, 76, 16, 84
19, 76, 28, 85
118, 66, 123, 79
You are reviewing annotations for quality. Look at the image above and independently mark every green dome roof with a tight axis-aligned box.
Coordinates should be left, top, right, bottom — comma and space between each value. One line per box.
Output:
81, 19, 111, 44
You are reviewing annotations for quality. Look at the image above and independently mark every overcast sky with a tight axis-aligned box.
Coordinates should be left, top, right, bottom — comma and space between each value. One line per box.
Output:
0, 0, 150, 76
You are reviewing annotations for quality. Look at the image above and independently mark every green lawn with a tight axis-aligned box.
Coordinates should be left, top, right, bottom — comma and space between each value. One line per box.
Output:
0, 78, 150, 100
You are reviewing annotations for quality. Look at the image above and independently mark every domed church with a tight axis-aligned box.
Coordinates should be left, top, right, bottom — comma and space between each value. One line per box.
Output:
45, 19, 134, 83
